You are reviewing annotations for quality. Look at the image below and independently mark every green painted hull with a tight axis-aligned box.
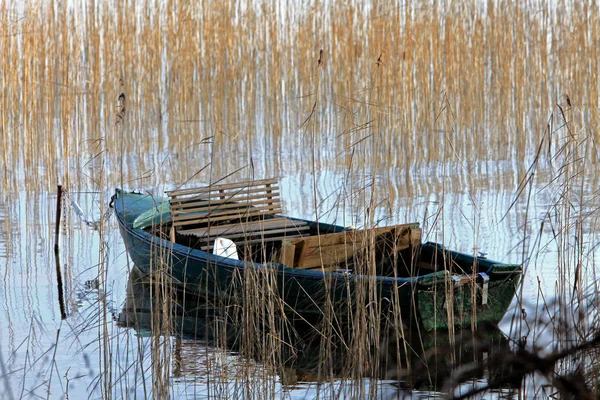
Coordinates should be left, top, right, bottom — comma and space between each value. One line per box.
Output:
117, 266, 519, 390
113, 189, 522, 331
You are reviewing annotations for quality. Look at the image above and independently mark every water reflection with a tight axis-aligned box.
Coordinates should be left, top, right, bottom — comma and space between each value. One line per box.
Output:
117, 267, 519, 397
2, 1, 599, 397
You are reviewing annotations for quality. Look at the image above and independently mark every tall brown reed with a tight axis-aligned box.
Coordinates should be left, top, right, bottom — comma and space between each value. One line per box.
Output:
3, 0, 600, 398
1, 1, 598, 196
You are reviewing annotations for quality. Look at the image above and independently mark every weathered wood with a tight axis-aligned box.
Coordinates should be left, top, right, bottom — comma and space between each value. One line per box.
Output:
172, 187, 281, 205
186, 225, 310, 241
178, 217, 305, 237
292, 240, 308, 268
282, 223, 420, 270
167, 178, 278, 196
168, 179, 312, 254
170, 180, 283, 227
171, 193, 281, 211
300, 243, 356, 269
279, 242, 296, 268
174, 208, 284, 228
173, 207, 284, 226
172, 201, 282, 218
199, 233, 309, 251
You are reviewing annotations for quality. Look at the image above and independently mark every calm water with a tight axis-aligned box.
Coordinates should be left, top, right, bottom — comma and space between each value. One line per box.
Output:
2, 1, 600, 398
0, 172, 593, 398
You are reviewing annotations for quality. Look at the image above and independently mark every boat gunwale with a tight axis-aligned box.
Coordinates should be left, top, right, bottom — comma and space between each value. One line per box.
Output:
113, 189, 522, 287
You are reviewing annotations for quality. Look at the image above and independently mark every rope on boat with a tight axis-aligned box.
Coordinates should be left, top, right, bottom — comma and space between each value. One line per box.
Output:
62, 189, 114, 229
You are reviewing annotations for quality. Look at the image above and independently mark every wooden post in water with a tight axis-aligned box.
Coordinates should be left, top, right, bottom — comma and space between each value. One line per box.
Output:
54, 185, 67, 320
54, 185, 63, 252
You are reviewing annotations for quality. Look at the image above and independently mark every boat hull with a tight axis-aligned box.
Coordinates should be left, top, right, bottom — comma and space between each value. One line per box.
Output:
113, 190, 522, 331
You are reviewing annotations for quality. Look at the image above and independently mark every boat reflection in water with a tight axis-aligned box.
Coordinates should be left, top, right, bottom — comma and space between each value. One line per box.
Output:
117, 267, 520, 396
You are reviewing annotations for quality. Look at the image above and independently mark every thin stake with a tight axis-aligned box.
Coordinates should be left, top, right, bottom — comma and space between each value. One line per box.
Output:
54, 185, 62, 252
54, 184, 67, 320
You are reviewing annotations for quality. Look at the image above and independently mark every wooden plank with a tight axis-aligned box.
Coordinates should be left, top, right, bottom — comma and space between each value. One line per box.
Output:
173, 205, 283, 224
171, 193, 281, 210
293, 240, 308, 268
186, 226, 311, 248
376, 226, 420, 251
179, 217, 304, 236
167, 178, 279, 197
235, 233, 309, 244
289, 223, 418, 246
173, 208, 284, 227
197, 225, 310, 241
167, 178, 278, 197
172, 187, 281, 204
199, 233, 309, 251
286, 226, 393, 250
279, 242, 296, 268
171, 199, 282, 218
300, 243, 357, 269
287, 223, 420, 270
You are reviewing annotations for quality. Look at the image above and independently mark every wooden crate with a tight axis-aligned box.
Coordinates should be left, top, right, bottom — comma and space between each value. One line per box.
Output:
279, 224, 421, 271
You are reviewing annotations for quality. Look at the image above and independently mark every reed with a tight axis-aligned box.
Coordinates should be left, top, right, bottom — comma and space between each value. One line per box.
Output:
0, 1, 597, 193
1, 0, 600, 398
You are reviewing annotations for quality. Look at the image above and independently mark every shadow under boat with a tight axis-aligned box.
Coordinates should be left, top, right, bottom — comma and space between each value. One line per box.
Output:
116, 266, 521, 394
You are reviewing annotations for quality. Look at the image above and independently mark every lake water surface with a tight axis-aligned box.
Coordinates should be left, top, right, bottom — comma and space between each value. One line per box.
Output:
2, 1, 600, 398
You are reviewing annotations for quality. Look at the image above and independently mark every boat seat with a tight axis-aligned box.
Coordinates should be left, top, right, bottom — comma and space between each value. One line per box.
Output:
166, 178, 309, 248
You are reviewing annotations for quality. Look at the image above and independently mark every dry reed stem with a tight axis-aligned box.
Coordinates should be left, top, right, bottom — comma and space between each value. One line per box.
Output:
0, 1, 598, 196
2, 0, 600, 398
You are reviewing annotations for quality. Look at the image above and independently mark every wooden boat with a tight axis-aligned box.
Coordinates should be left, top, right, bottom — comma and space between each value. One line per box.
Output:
112, 179, 522, 331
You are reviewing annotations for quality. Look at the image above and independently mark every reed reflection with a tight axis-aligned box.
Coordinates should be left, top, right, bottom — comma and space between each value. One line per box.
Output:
117, 267, 519, 395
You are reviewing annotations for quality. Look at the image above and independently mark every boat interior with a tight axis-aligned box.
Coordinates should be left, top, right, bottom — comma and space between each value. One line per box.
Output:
146, 179, 482, 277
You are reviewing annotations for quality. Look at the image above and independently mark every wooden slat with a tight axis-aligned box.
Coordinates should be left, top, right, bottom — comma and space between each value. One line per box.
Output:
174, 208, 284, 227
171, 199, 282, 218
172, 187, 281, 205
183, 226, 310, 249
172, 205, 282, 222
167, 178, 278, 197
171, 193, 281, 211
169, 181, 283, 227
167, 179, 311, 251
199, 232, 309, 251
234, 233, 308, 244
178, 217, 304, 237
296, 243, 357, 269
286, 225, 394, 249
197, 225, 310, 241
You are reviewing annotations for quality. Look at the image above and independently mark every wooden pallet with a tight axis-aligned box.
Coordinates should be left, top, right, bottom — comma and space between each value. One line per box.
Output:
166, 178, 309, 246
